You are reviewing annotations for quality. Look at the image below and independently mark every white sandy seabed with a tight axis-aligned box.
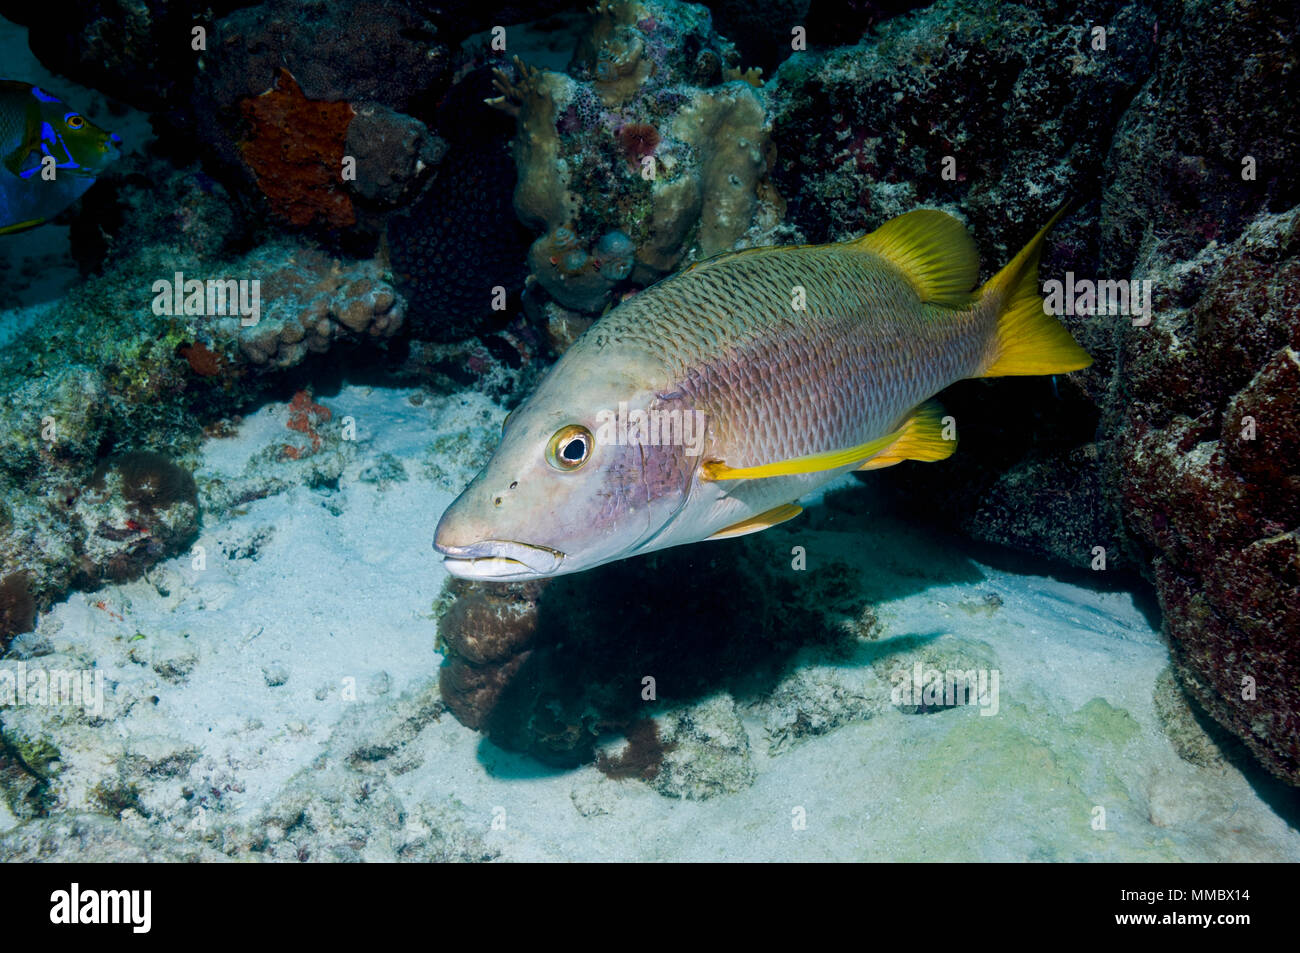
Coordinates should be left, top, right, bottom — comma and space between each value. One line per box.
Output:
1, 383, 1297, 862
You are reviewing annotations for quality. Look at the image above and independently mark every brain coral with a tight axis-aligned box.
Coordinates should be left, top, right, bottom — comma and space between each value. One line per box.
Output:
387, 68, 532, 341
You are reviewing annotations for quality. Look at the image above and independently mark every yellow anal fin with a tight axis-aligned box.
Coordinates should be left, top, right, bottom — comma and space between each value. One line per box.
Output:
700, 429, 901, 481
0, 218, 46, 236
851, 208, 980, 308
857, 399, 957, 470
979, 204, 1093, 377
708, 503, 804, 540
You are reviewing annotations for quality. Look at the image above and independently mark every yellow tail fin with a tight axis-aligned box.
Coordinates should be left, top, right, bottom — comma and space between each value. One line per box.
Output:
979, 207, 1092, 377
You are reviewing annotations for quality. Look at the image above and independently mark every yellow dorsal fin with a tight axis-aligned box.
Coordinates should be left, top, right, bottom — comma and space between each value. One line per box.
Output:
700, 428, 903, 481
708, 503, 804, 540
852, 209, 980, 308
978, 206, 1093, 376
857, 399, 957, 470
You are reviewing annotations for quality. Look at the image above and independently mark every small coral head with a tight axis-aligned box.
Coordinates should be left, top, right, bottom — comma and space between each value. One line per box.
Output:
616, 122, 659, 160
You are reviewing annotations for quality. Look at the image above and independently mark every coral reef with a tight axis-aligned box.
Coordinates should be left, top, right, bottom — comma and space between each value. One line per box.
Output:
0, 573, 36, 650
0, 0, 229, 110
281, 391, 332, 460
702, 0, 811, 73
185, 0, 451, 233
964, 440, 1116, 571
1105, 208, 1300, 784
70, 159, 249, 274
238, 70, 359, 229
760, 665, 884, 754
645, 694, 755, 799
1152, 667, 1229, 772
595, 696, 756, 798
767, 0, 1157, 393
0, 231, 403, 632
70, 452, 200, 588
1100, 0, 1297, 279
1083, 0, 1300, 784
195, 0, 449, 127
386, 68, 533, 340
399, 324, 548, 404
595, 718, 674, 781
493, 0, 784, 313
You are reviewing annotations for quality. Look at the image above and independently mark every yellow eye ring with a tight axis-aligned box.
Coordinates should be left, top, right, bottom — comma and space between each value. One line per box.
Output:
546, 424, 593, 471
66, 115, 85, 129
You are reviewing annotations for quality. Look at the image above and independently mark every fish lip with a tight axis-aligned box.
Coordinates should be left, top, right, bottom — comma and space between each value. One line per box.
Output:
436, 539, 565, 578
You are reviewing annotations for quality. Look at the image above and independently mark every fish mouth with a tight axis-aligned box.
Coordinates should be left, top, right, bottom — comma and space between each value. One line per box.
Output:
436, 539, 566, 580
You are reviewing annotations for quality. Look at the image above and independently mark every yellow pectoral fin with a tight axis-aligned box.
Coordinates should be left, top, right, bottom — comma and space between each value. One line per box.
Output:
857, 399, 958, 470
700, 429, 901, 481
708, 503, 804, 540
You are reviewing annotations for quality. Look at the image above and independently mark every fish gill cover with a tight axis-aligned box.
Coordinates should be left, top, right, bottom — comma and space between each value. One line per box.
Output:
0, 0, 1294, 870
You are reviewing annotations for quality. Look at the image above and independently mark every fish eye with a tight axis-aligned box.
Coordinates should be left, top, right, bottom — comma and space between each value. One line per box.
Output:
546, 424, 593, 472
65, 114, 85, 130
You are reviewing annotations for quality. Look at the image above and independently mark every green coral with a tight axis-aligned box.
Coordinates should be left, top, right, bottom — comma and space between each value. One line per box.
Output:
0, 726, 61, 819
4, 730, 62, 779
90, 780, 146, 819
1066, 698, 1141, 747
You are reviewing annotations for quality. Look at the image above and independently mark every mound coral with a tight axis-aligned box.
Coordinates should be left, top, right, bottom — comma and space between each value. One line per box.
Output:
492, 0, 783, 314
73, 452, 200, 587
227, 245, 405, 369
436, 579, 546, 730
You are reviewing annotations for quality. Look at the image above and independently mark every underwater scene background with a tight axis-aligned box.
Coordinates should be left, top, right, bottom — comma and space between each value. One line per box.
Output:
0, 0, 1296, 862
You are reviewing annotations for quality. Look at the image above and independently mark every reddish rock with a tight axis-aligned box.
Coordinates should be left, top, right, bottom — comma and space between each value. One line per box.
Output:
238, 70, 357, 229
1109, 209, 1300, 784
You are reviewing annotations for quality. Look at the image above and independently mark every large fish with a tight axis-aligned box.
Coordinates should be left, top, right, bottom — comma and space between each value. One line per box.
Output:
435, 208, 1091, 580
0, 81, 120, 235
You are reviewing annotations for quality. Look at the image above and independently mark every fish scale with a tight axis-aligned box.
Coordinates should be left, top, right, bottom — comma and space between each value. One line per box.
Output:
596, 243, 991, 470
0, 84, 35, 159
